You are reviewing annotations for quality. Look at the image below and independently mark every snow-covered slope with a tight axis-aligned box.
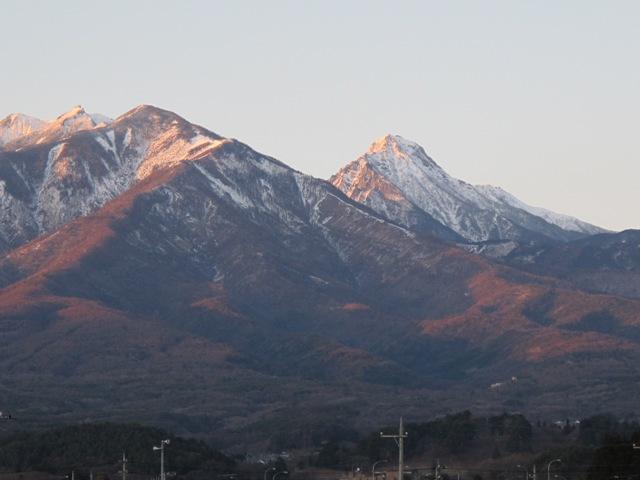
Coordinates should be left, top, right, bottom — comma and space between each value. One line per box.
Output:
0, 106, 112, 150
0, 113, 46, 147
475, 185, 606, 235
8, 106, 112, 148
331, 134, 606, 243
0, 105, 223, 251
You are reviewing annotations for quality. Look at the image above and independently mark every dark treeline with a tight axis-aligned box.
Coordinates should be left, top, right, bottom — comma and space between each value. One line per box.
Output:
303, 412, 640, 480
311, 411, 534, 469
0, 423, 235, 479
1, 414, 640, 480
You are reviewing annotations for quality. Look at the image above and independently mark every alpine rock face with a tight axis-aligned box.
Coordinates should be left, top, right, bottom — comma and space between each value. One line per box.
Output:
330, 134, 606, 243
0, 105, 223, 251
0, 107, 638, 447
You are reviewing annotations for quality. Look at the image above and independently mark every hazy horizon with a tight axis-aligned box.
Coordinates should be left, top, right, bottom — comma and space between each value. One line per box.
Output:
2, 0, 638, 231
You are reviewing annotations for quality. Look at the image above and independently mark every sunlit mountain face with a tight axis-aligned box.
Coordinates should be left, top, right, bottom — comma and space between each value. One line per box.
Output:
0, 106, 638, 448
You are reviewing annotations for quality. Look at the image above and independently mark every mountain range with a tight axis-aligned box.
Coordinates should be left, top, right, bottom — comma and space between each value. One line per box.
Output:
0, 106, 638, 450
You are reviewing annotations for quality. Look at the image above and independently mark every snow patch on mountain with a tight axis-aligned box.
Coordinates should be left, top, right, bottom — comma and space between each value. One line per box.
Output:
193, 162, 255, 209
136, 128, 227, 180
475, 185, 607, 235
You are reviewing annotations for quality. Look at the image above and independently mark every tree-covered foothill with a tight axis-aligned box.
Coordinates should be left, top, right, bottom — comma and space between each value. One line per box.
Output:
585, 433, 640, 480
1, 413, 640, 480
488, 413, 533, 453
0, 423, 235, 478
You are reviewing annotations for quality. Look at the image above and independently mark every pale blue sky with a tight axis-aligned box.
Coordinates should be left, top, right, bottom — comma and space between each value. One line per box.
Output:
1, 0, 638, 230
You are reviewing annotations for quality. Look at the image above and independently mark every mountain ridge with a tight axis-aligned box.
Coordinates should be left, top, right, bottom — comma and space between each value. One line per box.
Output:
0, 105, 229, 251
0, 105, 112, 150
331, 134, 606, 243
0, 106, 638, 448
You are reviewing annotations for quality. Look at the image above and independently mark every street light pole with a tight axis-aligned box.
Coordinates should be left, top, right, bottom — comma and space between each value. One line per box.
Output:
372, 460, 388, 480
273, 471, 288, 480
153, 439, 170, 480
547, 459, 561, 480
381, 418, 408, 480
122, 452, 128, 480
264, 467, 276, 480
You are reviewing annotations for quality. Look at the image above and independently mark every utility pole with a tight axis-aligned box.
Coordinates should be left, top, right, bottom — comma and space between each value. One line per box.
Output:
122, 452, 128, 480
381, 418, 408, 480
153, 439, 170, 480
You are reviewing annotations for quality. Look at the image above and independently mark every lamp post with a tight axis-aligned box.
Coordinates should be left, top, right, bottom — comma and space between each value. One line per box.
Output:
547, 459, 561, 480
273, 471, 288, 480
121, 452, 128, 480
264, 467, 276, 480
153, 439, 170, 480
372, 460, 388, 480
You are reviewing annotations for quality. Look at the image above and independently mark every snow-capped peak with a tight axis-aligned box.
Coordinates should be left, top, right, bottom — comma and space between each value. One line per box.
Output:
332, 135, 606, 242
369, 134, 429, 159
365, 134, 442, 173
56, 105, 86, 122
0, 106, 113, 149
368, 134, 420, 154
0, 113, 46, 147
54, 105, 112, 129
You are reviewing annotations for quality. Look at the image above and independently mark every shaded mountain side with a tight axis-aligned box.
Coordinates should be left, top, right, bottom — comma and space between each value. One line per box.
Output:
501, 229, 640, 299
